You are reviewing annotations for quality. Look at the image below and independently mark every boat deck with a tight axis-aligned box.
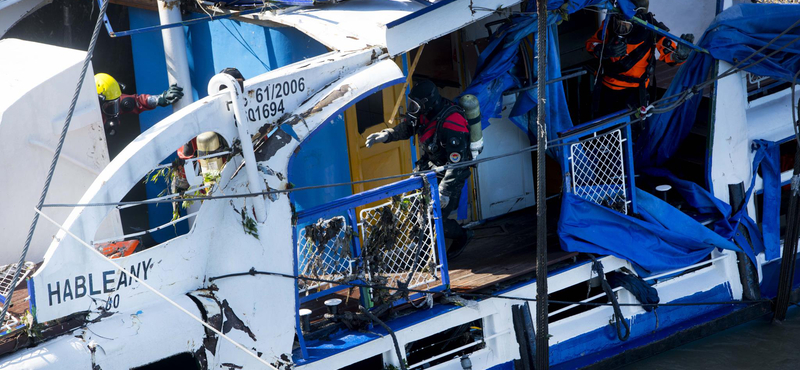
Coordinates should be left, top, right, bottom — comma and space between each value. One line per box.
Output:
299, 207, 578, 320
449, 208, 577, 292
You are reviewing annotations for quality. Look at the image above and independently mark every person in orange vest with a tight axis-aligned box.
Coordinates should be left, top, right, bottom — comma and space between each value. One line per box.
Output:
586, 0, 693, 118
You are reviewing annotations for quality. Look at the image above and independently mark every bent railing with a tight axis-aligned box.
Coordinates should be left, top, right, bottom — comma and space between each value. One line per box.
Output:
293, 172, 449, 305
560, 113, 637, 215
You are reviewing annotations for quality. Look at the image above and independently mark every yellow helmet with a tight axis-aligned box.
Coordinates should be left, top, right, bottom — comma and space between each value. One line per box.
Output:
95, 73, 121, 101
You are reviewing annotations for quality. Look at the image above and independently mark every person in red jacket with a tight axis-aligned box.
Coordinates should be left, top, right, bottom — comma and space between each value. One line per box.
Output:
586, 0, 693, 118
366, 79, 473, 258
95, 73, 184, 136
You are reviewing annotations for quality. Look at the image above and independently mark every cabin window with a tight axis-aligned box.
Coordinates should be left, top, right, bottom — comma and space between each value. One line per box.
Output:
548, 278, 608, 323
131, 352, 199, 370
746, 74, 792, 102
404, 319, 484, 369
93, 132, 231, 252
355, 91, 385, 134
339, 354, 384, 370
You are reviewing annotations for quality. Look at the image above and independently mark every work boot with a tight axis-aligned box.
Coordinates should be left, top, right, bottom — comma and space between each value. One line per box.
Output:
446, 229, 473, 260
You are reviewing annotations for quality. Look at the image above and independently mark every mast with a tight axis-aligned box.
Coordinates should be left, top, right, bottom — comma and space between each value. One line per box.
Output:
157, 0, 194, 111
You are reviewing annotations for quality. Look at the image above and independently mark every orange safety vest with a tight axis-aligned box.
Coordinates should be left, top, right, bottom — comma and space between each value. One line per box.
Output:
586, 15, 684, 91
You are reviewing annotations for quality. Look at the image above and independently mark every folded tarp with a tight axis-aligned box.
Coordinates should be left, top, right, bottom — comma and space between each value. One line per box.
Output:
559, 188, 755, 275
560, 139, 780, 275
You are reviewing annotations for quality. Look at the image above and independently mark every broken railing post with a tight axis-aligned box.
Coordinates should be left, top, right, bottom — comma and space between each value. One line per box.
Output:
209, 73, 268, 222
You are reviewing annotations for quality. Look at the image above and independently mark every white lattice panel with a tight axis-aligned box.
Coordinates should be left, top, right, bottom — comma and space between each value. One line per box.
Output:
297, 216, 354, 294
569, 129, 629, 214
0, 262, 34, 299
359, 191, 440, 291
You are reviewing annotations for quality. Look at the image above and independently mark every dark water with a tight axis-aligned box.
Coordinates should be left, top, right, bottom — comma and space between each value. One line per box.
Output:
621, 307, 800, 370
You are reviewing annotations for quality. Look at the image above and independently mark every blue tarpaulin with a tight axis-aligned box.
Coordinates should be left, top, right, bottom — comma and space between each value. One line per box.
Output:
559, 188, 753, 275
461, 0, 636, 145
634, 4, 800, 168
559, 4, 798, 274
560, 141, 781, 275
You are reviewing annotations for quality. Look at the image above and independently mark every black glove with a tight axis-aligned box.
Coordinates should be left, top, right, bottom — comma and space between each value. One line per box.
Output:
157, 84, 184, 107
594, 38, 627, 59
673, 33, 695, 63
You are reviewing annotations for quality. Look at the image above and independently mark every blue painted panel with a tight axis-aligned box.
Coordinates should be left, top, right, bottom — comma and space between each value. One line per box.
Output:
551, 283, 736, 369
293, 301, 463, 365
759, 251, 800, 298
289, 114, 352, 211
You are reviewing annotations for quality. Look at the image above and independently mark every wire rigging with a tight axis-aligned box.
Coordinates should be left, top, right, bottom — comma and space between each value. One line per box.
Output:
0, 0, 110, 329
208, 266, 773, 309
40, 0, 800, 211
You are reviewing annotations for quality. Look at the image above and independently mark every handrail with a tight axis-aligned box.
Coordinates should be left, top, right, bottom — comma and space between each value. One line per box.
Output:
151, 151, 232, 171
548, 287, 623, 318
93, 211, 199, 244
558, 110, 631, 139
117, 184, 212, 210
406, 330, 512, 370
296, 174, 434, 224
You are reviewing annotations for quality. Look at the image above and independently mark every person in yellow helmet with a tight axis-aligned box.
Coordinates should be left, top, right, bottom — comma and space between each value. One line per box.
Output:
95, 73, 184, 135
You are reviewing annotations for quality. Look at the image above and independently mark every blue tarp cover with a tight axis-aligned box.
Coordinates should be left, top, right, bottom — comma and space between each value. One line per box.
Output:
559, 4, 799, 274
635, 4, 800, 168
461, 1, 636, 144
560, 188, 754, 275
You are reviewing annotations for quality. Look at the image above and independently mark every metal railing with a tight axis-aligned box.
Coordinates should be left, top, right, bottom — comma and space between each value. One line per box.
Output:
297, 216, 355, 294
360, 190, 440, 292
0, 262, 34, 305
560, 113, 637, 215
293, 173, 449, 304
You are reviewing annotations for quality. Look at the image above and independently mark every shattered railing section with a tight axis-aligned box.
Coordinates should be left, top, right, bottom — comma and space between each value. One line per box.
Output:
297, 216, 355, 294
293, 173, 447, 306
359, 186, 439, 305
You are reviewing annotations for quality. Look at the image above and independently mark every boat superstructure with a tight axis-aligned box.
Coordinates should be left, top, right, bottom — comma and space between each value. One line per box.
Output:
0, 0, 799, 369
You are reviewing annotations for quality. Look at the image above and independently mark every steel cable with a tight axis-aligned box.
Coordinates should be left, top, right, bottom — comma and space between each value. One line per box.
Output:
0, 0, 110, 328
534, 0, 551, 367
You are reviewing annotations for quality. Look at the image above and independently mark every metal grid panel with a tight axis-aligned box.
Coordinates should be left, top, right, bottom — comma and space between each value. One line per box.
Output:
297, 216, 354, 294
359, 191, 439, 291
0, 262, 34, 299
569, 129, 629, 214
1, 313, 19, 333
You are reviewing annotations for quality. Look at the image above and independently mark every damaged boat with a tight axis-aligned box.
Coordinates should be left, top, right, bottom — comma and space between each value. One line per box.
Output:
1, 0, 800, 369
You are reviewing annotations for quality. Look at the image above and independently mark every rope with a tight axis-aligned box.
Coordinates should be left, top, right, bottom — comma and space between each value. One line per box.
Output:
534, 0, 550, 367
0, 0, 110, 329
34, 209, 279, 369
360, 306, 407, 370
590, 255, 630, 341
42, 7, 800, 211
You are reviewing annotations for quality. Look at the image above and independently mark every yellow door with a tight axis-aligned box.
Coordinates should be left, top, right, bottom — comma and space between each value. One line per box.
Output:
344, 79, 414, 195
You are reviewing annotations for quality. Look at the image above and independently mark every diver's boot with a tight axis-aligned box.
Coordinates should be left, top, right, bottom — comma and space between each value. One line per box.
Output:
446, 229, 473, 260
